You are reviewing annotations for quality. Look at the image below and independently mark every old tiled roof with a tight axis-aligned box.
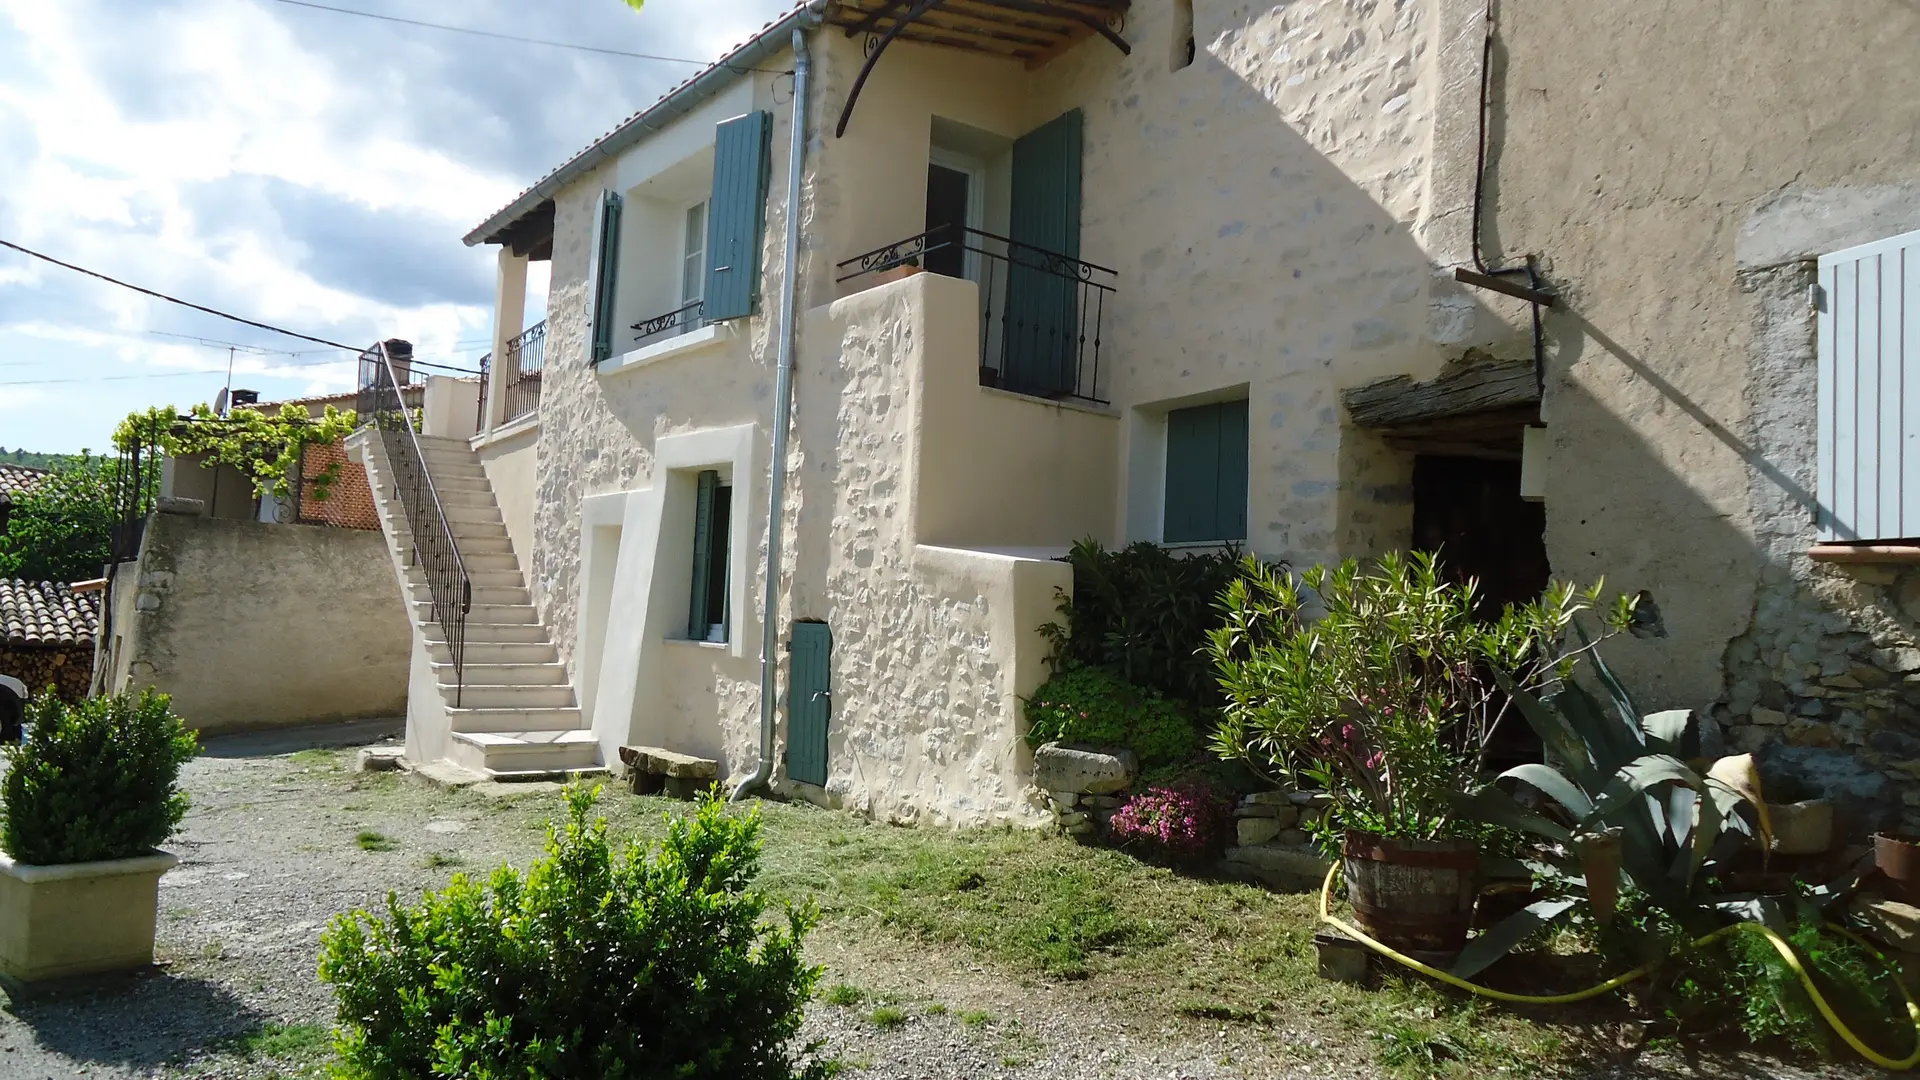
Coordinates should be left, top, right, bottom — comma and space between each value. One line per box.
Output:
465, 0, 826, 247
0, 463, 46, 506
0, 580, 99, 648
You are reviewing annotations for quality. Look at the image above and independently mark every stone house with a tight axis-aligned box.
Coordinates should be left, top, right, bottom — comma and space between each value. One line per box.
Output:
369, 0, 1918, 831
0, 579, 97, 703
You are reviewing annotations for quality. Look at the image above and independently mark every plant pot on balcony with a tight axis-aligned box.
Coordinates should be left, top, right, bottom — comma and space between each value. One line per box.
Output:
872, 262, 921, 285
0, 848, 178, 987
1342, 831, 1480, 958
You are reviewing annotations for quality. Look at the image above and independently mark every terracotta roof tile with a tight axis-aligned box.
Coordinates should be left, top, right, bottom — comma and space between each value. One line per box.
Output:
0, 463, 47, 505
0, 580, 99, 648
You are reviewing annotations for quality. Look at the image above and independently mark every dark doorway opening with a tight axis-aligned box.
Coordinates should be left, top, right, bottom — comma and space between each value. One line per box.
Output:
924, 163, 971, 280
1412, 454, 1550, 770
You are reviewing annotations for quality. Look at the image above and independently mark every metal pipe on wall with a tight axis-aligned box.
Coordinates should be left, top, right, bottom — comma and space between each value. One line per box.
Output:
733, 27, 812, 802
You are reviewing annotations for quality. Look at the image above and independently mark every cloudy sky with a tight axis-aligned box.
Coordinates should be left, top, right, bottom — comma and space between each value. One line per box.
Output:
0, 0, 792, 454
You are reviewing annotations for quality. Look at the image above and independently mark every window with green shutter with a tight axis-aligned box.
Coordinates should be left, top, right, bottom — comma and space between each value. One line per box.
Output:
687, 470, 731, 642
1163, 399, 1249, 544
589, 189, 623, 365
702, 111, 774, 322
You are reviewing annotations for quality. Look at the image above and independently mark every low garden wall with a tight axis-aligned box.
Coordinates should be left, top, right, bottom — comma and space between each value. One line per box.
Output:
100, 507, 411, 733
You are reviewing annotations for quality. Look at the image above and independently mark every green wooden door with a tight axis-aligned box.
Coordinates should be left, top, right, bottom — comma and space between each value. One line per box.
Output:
786, 621, 832, 786
1163, 399, 1249, 543
1002, 109, 1083, 396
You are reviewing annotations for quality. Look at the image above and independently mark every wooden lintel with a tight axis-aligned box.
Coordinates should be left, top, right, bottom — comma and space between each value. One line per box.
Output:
1454, 267, 1556, 307
1809, 543, 1920, 565
1344, 363, 1539, 429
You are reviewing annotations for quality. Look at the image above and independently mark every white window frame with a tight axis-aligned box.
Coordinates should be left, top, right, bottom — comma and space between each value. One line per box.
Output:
680, 199, 709, 335
928, 148, 985, 284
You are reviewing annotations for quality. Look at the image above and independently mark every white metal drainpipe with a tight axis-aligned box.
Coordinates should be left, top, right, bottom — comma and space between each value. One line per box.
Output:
733, 27, 811, 802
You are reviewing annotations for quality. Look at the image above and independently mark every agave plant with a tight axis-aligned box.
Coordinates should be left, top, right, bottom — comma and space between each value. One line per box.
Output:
1448, 638, 1777, 978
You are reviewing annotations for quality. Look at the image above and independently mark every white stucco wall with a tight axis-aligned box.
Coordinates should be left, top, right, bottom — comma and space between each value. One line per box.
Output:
471, 422, 539, 582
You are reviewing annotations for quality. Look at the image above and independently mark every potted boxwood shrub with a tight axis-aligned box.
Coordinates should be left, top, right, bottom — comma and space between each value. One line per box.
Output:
0, 689, 197, 986
1209, 552, 1631, 956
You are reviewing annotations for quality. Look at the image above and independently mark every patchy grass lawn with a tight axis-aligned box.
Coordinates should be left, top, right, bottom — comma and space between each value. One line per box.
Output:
477, 784, 1607, 1078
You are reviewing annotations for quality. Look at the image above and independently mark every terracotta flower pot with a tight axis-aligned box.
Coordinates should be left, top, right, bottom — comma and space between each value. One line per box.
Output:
1875, 833, 1920, 904
1766, 800, 1834, 856
1342, 831, 1480, 957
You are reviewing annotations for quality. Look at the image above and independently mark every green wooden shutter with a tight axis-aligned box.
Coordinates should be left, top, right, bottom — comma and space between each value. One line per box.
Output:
687, 469, 719, 638
1164, 400, 1249, 543
590, 189, 623, 365
1002, 108, 1084, 395
786, 621, 832, 786
702, 111, 774, 321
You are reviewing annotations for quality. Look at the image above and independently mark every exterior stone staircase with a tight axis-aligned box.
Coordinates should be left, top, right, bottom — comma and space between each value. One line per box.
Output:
357, 432, 599, 779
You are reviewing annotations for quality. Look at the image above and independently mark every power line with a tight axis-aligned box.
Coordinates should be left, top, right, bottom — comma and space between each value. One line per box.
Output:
263, 0, 785, 72
0, 238, 483, 374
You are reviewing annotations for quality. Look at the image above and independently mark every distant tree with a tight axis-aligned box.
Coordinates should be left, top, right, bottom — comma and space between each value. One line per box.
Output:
0, 454, 120, 582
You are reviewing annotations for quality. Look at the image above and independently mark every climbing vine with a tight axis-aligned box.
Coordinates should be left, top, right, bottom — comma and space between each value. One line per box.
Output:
114, 403, 359, 502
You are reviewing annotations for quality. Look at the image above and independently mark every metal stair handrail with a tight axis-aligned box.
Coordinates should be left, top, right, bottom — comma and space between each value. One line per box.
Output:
357, 340, 471, 706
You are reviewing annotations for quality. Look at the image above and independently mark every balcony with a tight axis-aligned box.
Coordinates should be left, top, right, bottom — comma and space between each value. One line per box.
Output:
501, 321, 546, 424
835, 224, 1116, 407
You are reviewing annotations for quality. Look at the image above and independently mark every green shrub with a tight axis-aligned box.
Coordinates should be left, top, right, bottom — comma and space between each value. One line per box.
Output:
1023, 666, 1200, 765
1, 689, 197, 865
318, 785, 828, 1080
1039, 539, 1262, 707
1663, 920, 1909, 1058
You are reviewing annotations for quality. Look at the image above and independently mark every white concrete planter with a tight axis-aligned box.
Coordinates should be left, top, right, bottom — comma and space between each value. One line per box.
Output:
0, 848, 178, 986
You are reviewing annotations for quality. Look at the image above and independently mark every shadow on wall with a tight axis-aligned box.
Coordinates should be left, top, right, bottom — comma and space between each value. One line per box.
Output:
1540, 268, 1917, 840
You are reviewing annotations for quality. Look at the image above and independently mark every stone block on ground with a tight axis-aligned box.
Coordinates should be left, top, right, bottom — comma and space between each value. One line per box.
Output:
618, 745, 719, 799
1082, 794, 1125, 810
1277, 828, 1308, 846
1032, 743, 1138, 795
1049, 790, 1080, 809
1220, 844, 1333, 892
1242, 790, 1294, 806
1055, 811, 1090, 829
357, 746, 404, 773
1289, 791, 1333, 809
1858, 897, 1920, 954
1314, 929, 1371, 983
1237, 817, 1283, 847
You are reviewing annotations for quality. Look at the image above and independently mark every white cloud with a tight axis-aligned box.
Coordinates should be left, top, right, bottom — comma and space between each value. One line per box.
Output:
0, 0, 790, 451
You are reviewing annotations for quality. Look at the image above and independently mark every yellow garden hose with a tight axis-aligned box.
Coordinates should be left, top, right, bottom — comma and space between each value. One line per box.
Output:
1317, 865, 1920, 1069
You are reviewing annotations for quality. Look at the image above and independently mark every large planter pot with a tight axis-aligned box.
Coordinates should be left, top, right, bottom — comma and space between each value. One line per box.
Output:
0, 848, 178, 986
1342, 831, 1480, 957
1766, 800, 1834, 856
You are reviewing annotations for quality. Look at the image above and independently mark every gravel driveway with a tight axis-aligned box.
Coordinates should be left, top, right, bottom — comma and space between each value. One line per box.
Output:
0, 725, 1891, 1079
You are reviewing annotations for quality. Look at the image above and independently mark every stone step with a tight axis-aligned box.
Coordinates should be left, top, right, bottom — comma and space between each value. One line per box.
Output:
428, 640, 558, 665
446, 705, 584, 733
432, 622, 551, 644
413, 600, 540, 624
431, 487, 498, 508
442, 683, 575, 709
410, 582, 528, 607
433, 660, 569, 686
448, 729, 600, 775
456, 552, 525, 573
405, 567, 524, 590
389, 523, 513, 550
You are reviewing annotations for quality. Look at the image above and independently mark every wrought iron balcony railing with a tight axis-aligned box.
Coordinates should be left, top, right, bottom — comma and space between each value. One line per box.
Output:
835, 223, 1116, 406
632, 299, 705, 346
502, 321, 545, 424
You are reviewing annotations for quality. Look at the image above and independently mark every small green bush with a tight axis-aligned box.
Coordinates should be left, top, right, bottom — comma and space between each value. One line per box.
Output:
1039, 539, 1262, 707
319, 785, 828, 1080
1, 689, 197, 865
1023, 666, 1200, 765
